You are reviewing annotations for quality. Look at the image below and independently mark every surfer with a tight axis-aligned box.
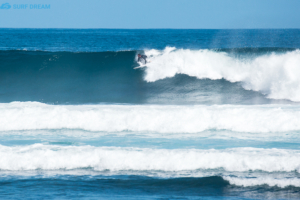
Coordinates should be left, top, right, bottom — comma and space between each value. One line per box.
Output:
137, 54, 147, 64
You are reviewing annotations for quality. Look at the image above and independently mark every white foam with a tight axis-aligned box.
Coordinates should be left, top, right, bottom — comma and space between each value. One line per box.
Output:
144, 48, 300, 101
225, 176, 300, 188
1, 102, 300, 133
1, 144, 300, 173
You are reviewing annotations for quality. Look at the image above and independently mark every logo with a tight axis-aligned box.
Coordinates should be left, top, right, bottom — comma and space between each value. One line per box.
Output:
0, 2, 50, 10
0, 3, 50, 10
0, 3, 11, 9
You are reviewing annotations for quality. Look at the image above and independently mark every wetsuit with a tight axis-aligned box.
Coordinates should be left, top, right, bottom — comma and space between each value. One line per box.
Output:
138, 55, 147, 64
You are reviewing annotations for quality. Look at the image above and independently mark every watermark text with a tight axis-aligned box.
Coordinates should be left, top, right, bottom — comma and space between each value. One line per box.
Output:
0, 3, 50, 9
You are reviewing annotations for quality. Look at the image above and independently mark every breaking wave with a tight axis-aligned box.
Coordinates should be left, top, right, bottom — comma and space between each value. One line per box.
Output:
144, 47, 300, 101
1, 144, 300, 188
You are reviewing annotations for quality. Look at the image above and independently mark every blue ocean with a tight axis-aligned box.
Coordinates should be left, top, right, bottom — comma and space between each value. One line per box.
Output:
0, 29, 300, 199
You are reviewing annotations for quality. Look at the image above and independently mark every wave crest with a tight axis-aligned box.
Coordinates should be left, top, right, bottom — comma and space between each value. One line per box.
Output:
144, 47, 300, 101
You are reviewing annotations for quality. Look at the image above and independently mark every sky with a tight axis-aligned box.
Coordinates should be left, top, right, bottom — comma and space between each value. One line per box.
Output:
0, 0, 300, 29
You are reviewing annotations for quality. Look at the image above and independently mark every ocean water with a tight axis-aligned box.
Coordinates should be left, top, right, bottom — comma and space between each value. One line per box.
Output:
0, 29, 300, 199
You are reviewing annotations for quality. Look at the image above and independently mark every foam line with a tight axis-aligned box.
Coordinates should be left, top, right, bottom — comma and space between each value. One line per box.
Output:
225, 177, 300, 188
1, 102, 300, 133
1, 144, 300, 173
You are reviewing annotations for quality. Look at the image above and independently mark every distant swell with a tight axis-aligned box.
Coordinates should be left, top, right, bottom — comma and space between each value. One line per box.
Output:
144, 47, 300, 101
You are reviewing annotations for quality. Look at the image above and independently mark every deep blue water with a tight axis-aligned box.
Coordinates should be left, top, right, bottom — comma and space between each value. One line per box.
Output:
0, 29, 300, 199
1, 29, 300, 51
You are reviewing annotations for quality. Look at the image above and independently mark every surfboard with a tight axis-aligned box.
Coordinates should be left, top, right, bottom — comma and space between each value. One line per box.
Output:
134, 59, 150, 69
134, 65, 146, 69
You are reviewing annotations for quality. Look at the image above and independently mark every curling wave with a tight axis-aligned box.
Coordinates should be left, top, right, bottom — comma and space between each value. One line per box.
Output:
144, 47, 300, 101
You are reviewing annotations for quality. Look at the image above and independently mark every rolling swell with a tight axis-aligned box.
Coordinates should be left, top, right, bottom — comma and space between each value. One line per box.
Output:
1, 176, 300, 199
0, 49, 296, 104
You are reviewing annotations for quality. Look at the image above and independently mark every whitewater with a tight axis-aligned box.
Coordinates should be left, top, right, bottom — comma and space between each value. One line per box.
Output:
144, 47, 300, 101
1, 102, 300, 133
1, 144, 299, 172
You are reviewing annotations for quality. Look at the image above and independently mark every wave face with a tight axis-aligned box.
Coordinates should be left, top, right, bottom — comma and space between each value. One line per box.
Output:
0, 48, 299, 104
0, 50, 144, 104
2, 176, 300, 200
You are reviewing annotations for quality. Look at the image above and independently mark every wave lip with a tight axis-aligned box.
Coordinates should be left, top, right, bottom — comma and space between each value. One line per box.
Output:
144, 47, 300, 102
1, 102, 300, 133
